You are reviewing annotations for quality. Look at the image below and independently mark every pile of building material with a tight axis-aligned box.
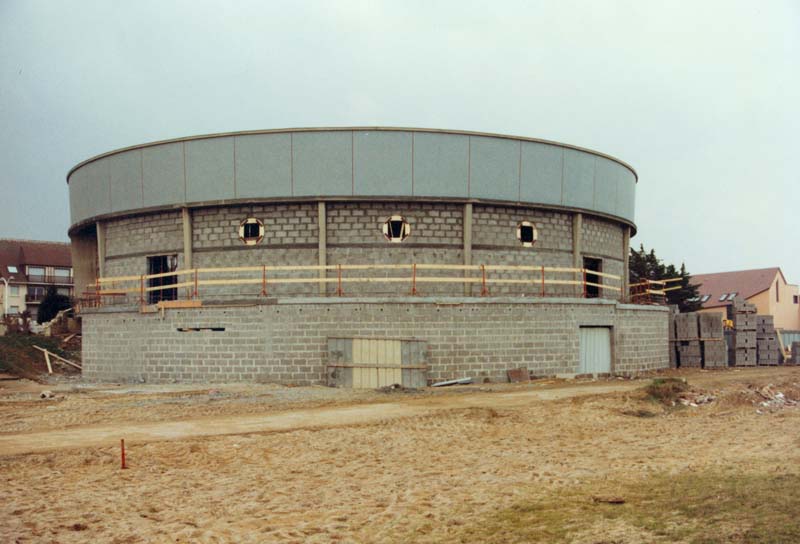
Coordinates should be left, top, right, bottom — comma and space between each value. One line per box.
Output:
699, 313, 727, 367
671, 311, 726, 368
727, 299, 757, 366
675, 313, 701, 367
790, 342, 800, 365
756, 315, 782, 366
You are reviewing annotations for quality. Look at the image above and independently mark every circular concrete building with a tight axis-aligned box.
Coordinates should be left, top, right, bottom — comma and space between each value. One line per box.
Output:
68, 128, 667, 385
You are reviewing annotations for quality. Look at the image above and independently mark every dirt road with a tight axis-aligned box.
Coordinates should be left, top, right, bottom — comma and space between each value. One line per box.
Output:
2, 367, 799, 543
0, 382, 639, 455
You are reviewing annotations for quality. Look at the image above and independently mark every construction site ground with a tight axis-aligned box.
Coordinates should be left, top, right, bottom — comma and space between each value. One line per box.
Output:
2, 367, 800, 543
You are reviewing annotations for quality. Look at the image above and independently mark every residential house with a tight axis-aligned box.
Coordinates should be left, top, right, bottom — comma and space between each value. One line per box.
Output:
692, 267, 800, 330
0, 239, 73, 321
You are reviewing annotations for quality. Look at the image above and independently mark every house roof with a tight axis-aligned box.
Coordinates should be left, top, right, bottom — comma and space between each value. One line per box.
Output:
692, 267, 783, 309
0, 239, 71, 283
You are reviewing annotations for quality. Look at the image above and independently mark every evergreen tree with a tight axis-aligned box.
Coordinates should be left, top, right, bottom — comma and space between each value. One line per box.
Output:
629, 245, 700, 312
37, 286, 72, 324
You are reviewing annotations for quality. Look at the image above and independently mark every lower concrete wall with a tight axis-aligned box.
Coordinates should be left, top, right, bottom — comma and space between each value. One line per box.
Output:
81, 298, 668, 384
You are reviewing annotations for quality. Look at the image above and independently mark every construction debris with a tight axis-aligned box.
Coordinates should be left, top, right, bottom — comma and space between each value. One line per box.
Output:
431, 377, 473, 387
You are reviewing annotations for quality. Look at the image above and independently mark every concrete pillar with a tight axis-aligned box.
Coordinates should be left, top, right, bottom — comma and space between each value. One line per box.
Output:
182, 207, 193, 269
572, 213, 582, 296
96, 221, 106, 278
318, 201, 327, 295
623, 226, 631, 301
463, 203, 473, 296
70, 230, 98, 300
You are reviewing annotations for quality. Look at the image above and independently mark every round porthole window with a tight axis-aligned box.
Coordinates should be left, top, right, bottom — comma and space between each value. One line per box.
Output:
382, 215, 411, 243
238, 217, 264, 245
516, 221, 538, 247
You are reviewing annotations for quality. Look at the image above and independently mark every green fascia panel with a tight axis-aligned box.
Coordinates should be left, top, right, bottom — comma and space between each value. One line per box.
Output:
142, 143, 185, 208
109, 150, 143, 213
80, 159, 111, 221
592, 157, 619, 216
412, 132, 469, 197
520, 142, 563, 206
469, 136, 520, 201
562, 148, 595, 210
68, 168, 89, 225
292, 131, 353, 197
186, 137, 235, 203
615, 170, 636, 222
235, 133, 292, 198
354, 131, 412, 196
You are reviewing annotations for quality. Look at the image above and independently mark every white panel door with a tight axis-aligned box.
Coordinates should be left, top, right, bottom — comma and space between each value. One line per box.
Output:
579, 327, 612, 374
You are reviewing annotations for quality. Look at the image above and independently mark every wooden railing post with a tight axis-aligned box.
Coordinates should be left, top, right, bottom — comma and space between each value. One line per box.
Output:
261, 265, 267, 297
193, 269, 199, 299
480, 265, 489, 297
540, 266, 545, 297
582, 269, 587, 298
411, 263, 418, 296
337, 264, 343, 296
139, 275, 145, 305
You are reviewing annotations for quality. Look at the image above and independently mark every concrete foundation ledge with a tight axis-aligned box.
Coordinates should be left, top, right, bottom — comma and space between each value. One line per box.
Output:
81, 299, 669, 385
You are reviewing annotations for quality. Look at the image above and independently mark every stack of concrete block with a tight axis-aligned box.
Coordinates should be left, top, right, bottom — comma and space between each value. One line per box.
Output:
675, 313, 702, 367
790, 342, 800, 366
668, 306, 678, 368
727, 300, 757, 366
699, 313, 727, 368
756, 315, 781, 366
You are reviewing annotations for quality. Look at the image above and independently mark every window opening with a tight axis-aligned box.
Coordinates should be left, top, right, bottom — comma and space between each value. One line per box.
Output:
7, 266, 17, 273
516, 221, 538, 247
238, 217, 264, 245
701, 295, 710, 303
382, 215, 410, 242
776, 281, 780, 302
583, 257, 602, 299
147, 255, 178, 304
718, 293, 728, 301
727, 292, 737, 300
794, 295, 798, 304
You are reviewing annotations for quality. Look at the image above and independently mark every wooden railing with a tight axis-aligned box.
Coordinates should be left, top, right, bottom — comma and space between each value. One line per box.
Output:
628, 277, 683, 304
85, 263, 624, 307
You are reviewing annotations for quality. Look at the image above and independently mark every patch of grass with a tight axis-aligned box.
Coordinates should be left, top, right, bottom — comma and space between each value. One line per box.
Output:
646, 378, 689, 405
451, 470, 800, 544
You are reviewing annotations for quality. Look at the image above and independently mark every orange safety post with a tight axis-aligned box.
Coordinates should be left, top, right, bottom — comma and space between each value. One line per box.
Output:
337, 264, 343, 296
120, 439, 127, 469
261, 265, 267, 296
540, 266, 545, 297
411, 263, 418, 296
480, 265, 489, 297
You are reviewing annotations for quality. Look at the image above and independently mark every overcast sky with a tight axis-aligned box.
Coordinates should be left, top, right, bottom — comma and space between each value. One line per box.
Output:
1, 0, 798, 280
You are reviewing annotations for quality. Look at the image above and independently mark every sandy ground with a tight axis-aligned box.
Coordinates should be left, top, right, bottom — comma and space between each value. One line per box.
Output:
1, 367, 799, 543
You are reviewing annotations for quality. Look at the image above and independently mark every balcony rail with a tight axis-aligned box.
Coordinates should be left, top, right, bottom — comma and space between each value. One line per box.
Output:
26, 274, 74, 284
25, 293, 45, 303
82, 263, 626, 309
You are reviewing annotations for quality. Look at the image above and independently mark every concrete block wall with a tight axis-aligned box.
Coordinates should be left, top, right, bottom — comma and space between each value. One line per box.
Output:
82, 299, 668, 384
96, 200, 628, 301
192, 203, 318, 297
104, 211, 184, 279
326, 202, 464, 295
